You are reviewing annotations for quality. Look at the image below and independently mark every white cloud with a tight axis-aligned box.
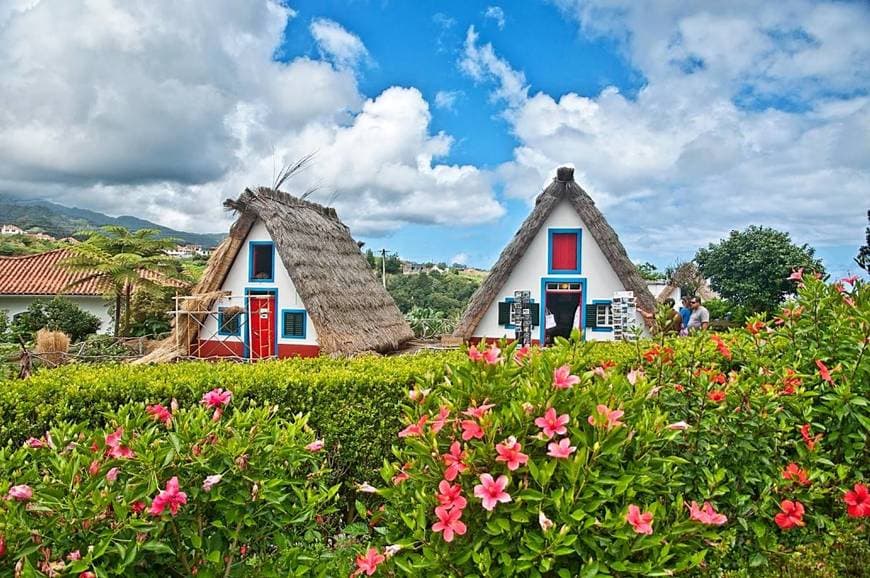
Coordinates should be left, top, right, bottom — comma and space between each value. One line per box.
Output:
463, 3, 870, 262
0, 1, 504, 236
450, 252, 470, 265
484, 6, 505, 30
434, 90, 462, 111
309, 17, 370, 69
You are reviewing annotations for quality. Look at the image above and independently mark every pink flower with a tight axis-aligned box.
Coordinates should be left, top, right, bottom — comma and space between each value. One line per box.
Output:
840, 274, 858, 286
66, 550, 82, 561
354, 547, 385, 576
7, 484, 33, 501
667, 421, 690, 430
587, 404, 624, 429
553, 365, 580, 389
146, 404, 172, 427
626, 504, 654, 535
495, 436, 529, 471
688, 501, 728, 526
432, 505, 467, 542
398, 415, 428, 438
473, 473, 511, 511
707, 390, 726, 404
392, 463, 412, 486
538, 510, 554, 532
105, 467, 120, 483
105, 428, 134, 459
130, 500, 146, 514
460, 419, 485, 441
800, 423, 820, 451
25, 437, 46, 448
431, 406, 451, 434
815, 359, 833, 383
627, 368, 644, 385
782, 463, 810, 486
201, 388, 233, 409
305, 439, 324, 452
467, 345, 484, 362
436, 480, 467, 510
483, 344, 502, 365
149, 477, 188, 517
462, 401, 495, 419
547, 438, 577, 459
80, 572, 96, 578
774, 500, 805, 530
514, 344, 531, 364
535, 407, 569, 439
202, 474, 223, 492
442, 441, 468, 481
787, 268, 804, 281
88, 460, 101, 477
844, 483, 870, 518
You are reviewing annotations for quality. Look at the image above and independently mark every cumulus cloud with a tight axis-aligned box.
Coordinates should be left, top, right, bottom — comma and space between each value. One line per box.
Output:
0, 0, 503, 235
483, 6, 505, 30
464, 2, 870, 261
310, 17, 370, 69
434, 90, 462, 111
450, 252, 470, 265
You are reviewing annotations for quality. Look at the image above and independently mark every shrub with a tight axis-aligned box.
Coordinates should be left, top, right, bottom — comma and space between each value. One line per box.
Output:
10, 297, 102, 342
356, 275, 868, 576
34, 328, 70, 366
0, 395, 339, 576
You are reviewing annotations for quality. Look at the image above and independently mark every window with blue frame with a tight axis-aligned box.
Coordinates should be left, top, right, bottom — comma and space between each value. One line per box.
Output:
218, 307, 242, 336
548, 228, 582, 274
282, 309, 306, 339
587, 301, 614, 332
249, 242, 274, 282
497, 298, 539, 329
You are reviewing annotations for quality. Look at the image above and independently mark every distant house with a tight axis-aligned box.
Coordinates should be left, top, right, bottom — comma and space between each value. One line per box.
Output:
0, 248, 185, 334
0, 224, 24, 236
145, 187, 413, 361
454, 167, 655, 344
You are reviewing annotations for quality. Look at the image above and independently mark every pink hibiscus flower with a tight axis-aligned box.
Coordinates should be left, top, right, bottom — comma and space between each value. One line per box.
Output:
105, 467, 120, 483
688, 501, 728, 526
442, 441, 468, 481
432, 506, 467, 542
460, 419, 485, 441
467, 346, 484, 362
547, 438, 577, 459
6, 484, 33, 501
535, 407, 569, 439
495, 436, 529, 471
201, 388, 233, 409
514, 344, 531, 364
552, 365, 580, 389
844, 483, 870, 518
462, 401, 495, 419
305, 439, 324, 452
587, 404, 624, 429
431, 406, 451, 434
105, 428, 134, 459
353, 548, 385, 576
436, 480, 467, 510
398, 415, 428, 438
149, 476, 188, 517
482, 344, 502, 365
473, 473, 511, 511
626, 504, 654, 535
146, 404, 172, 427
787, 268, 804, 282
815, 359, 833, 383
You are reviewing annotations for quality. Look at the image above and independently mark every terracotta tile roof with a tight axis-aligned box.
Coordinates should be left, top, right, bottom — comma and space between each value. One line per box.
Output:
0, 249, 186, 296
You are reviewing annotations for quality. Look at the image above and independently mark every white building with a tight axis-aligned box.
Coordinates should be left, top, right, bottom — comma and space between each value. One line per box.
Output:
453, 167, 656, 344
1, 224, 24, 235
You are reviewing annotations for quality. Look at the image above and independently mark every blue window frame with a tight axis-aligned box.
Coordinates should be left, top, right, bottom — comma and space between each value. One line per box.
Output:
591, 299, 614, 332
281, 309, 307, 339
547, 228, 583, 275
248, 241, 275, 283
217, 307, 242, 336
540, 277, 587, 344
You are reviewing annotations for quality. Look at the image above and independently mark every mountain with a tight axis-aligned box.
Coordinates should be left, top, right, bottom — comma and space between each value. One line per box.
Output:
0, 194, 224, 247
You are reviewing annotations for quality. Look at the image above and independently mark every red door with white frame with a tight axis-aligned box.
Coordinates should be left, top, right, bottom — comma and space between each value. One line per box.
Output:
249, 293, 275, 359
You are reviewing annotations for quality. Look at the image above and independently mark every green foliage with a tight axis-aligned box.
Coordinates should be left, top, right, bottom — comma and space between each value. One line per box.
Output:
8, 297, 102, 342
0, 234, 64, 256
362, 276, 868, 576
365, 249, 403, 275
856, 210, 869, 273
405, 307, 456, 338
703, 297, 749, 325
127, 287, 175, 337
695, 226, 825, 314
388, 271, 481, 317
636, 261, 667, 282
0, 401, 339, 576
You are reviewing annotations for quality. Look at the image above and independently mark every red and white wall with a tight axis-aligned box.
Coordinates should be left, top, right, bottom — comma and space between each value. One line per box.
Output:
197, 220, 320, 358
472, 199, 644, 342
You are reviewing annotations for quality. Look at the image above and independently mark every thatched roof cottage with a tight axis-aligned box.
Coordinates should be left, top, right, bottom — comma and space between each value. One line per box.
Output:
454, 167, 655, 344
147, 187, 413, 360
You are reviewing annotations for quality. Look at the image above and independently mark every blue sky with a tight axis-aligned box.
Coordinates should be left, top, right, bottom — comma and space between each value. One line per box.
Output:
0, 1, 867, 278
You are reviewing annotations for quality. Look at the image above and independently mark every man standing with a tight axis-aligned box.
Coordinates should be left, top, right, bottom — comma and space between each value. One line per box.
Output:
679, 297, 692, 332
687, 297, 710, 332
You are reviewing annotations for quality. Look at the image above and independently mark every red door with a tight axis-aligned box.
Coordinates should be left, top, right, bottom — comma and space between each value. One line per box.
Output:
249, 294, 275, 359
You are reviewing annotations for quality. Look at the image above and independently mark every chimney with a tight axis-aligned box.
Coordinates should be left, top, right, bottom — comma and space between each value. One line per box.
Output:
556, 166, 574, 182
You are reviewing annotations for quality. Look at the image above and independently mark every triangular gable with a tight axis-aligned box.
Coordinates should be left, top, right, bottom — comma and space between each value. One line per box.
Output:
454, 167, 656, 338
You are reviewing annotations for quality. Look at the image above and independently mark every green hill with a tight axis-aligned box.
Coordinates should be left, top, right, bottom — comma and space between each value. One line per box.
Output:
0, 194, 224, 247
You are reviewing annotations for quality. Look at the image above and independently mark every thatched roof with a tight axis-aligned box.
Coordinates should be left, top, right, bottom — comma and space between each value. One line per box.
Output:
454, 167, 656, 339
144, 187, 413, 359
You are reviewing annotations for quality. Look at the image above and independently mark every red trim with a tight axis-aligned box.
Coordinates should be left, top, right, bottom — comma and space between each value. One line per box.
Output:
469, 337, 541, 346
196, 340, 320, 359
551, 233, 578, 271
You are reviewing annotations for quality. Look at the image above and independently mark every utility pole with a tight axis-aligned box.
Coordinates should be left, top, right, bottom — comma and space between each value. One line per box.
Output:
380, 248, 387, 288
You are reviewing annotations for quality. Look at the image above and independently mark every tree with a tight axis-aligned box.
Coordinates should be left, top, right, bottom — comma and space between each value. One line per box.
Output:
695, 226, 825, 314
665, 261, 705, 297
856, 210, 869, 273
10, 297, 101, 342
60, 227, 187, 336
636, 262, 666, 282
387, 271, 480, 317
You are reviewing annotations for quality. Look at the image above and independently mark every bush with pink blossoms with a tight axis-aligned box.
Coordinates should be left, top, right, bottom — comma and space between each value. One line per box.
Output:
0, 395, 340, 576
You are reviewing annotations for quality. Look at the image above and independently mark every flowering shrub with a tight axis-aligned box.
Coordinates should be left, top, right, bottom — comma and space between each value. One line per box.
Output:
0, 393, 339, 576
361, 275, 868, 576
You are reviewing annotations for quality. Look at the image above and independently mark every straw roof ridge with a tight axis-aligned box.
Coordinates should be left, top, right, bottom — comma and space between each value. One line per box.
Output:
147, 186, 412, 359
453, 167, 656, 339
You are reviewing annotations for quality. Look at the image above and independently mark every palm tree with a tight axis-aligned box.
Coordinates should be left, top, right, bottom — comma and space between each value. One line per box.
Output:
60, 227, 188, 336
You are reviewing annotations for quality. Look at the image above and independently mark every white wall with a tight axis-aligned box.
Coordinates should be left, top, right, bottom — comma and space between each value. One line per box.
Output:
199, 219, 318, 348
473, 199, 644, 342
0, 295, 112, 334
